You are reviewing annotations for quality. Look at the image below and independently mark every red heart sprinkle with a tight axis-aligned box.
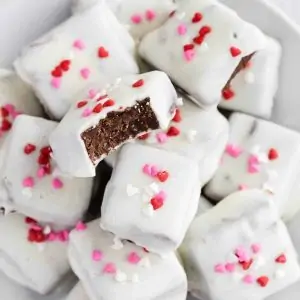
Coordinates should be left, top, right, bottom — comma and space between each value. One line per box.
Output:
60, 60, 71, 71
172, 108, 182, 122
167, 126, 180, 137
38, 154, 50, 165
28, 228, 37, 242
35, 231, 46, 243
51, 67, 63, 78
132, 79, 144, 88
24, 143, 36, 155
138, 133, 149, 140
43, 164, 52, 175
193, 35, 204, 45
192, 12, 202, 23
239, 259, 253, 270
157, 171, 169, 182
98, 47, 109, 58
93, 103, 103, 113
97, 95, 108, 102
40, 146, 52, 156
275, 254, 286, 263
183, 44, 195, 52
150, 197, 164, 210
230, 47, 242, 57
169, 10, 176, 18
25, 217, 37, 224
77, 100, 88, 108
257, 276, 269, 287
103, 99, 115, 107
222, 88, 235, 100
1, 107, 9, 117
199, 25, 212, 36
268, 148, 279, 160
1, 119, 12, 131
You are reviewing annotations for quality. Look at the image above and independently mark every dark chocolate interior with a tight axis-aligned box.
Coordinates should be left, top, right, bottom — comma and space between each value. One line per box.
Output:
81, 98, 159, 163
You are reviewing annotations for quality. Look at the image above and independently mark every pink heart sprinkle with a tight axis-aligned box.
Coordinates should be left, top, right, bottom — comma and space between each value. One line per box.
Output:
88, 89, 97, 99
145, 9, 156, 21
156, 132, 168, 144
235, 247, 249, 262
225, 263, 235, 273
62, 230, 69, 241
37, 167, 46, 178
177, 24, 187, 35
82, 108, 92, 117
243, 275, 254, 284
3, 104, 16, 113
184, 49, 195, 62
226, 144, 243, 158
156, 190, 167, 201
248, 154, 259, 165
151, 165, 159, 177
251, 243, 261, 254
92, 249, 103, 261
80, 68, 90, 80
214, 264, 225, 273
75, 221, 87, 231
142, 164, 152, 176
51, 77, 61, 89
52, 177, 63, 189
131, 14, 142, 24
57, 231, 69, 242
248, 163, 260, 174
103, 262, 116, 274
11, 110, 21, 119
22, 176, 34, 188
47, 232, 57, 241
73, 39, 85, 50
127, 251, 141, 264
238, 184, 248, 191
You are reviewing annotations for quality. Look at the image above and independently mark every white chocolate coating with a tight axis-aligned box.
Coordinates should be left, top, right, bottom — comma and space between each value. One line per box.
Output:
219, 37, 282, 118
73, 0, 176, 41
139, 0, 266, 108
50, 71, 178, 178
66, 283, 89, 300
0, 213, 70, 294
196, 195, 213, 216
14, 1, 138, 120
205, 113, 300, 218
1, 115, 93, 229
101, 143, 201, 255
179, 190, 300, 300
105, 98, 229, 185
68, 219, 187, 300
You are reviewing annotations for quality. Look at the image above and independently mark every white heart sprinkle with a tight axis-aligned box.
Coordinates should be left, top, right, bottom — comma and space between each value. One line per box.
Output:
43, 225, 51, 235
126, 184, 140, 197
111, 236, 124, 250
244, 72, 255, 84
176, 97, 183, 106
142, 204, 154, 217
250, 145, 260, 155
199, 42, 209, 53
274, 269, 285, 279
115, 270, 127, 283
22, 188, 32, 198
149, 182, 159, 194
252, 256, 265, 269
131, 273, 140, 283
186, 129, 197, 142
139, 257, 151, 268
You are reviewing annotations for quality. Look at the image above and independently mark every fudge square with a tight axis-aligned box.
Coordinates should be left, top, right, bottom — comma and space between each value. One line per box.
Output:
0, 213, 71, 294
205, 113, 300, 218
14, 0, 138, 120
50, 71, 178, 178
1, 115, 93, 229
68, 219, 187, 300
101, 143, 200, 255
179, 190, 300, 300
139, 0, 266, 108
219, 37, 282, 119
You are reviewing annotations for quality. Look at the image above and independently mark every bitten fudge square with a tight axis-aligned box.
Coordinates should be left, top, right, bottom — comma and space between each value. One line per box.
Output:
101, 143, 200, 255
139, 0, 266, 108
179, 190, 300, 300
50, 71, 178, 177
68, 219, 187, 300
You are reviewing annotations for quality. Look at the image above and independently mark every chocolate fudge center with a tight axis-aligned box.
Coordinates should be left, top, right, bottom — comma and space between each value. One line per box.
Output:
223, 53, 254, 90
81, 98, 159, 163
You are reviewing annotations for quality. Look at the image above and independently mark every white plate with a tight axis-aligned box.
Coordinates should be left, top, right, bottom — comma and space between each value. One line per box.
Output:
221, 0, 300, 133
